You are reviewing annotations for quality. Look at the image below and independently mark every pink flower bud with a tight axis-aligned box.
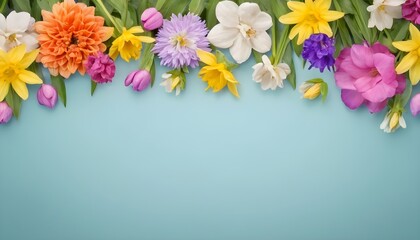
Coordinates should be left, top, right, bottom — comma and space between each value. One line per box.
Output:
125, 70, 151, 92
410, 93, 420, 116
141, 8, 163, 31
0, 102, 12, 124
37, 84, 58, 109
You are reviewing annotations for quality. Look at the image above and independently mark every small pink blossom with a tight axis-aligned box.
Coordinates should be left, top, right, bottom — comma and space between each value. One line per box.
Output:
410, 93, 420, 116
335, 42, 406, 113
402, 0, 420, 25
0, 102, 12, 124
85, 52, 116, 84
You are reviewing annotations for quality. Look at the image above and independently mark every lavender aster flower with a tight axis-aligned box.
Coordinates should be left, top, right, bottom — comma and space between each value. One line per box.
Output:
152, 13, 210, 69
302, 33, 335, 73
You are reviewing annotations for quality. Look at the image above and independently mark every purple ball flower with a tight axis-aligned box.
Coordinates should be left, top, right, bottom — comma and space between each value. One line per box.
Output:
403, 0, 420, 25
302, 33, 335, 73
85, 52, 116, 84
125, 70, 151, 92
0, 102, 12, 124
37, 84, 58, 109
152, 13, 210, 69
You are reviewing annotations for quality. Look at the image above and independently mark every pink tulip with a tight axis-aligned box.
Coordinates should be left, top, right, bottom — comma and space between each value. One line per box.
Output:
410, 93, 420, 116
0, 102, 12, 124
125, 70, 151, 92
141, 8, 163, 31
334, 42, 405, 113
37, 84, 58, 109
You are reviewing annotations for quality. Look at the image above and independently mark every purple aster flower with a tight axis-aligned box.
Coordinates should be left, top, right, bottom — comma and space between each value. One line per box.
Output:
152, 13, 210, 69
85, 52, 116, 84
302, 33, 335, 73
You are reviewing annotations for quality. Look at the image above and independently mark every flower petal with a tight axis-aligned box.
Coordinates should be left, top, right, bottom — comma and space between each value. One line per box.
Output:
287, 1, 307, 12
365, 100, 387, 113
216, 0, 239, 28
18, 70, 43, 84
320, 10, 345, 22
279, 12, 305, 24
250, 31, 271, 53
227, 81, 239, 98
238, 2, 261, 26
341, 89, 365, 110
229, 36, 252, 64
207, 24, 239, 48
6, 11, 31, 33
409, 60, 420, 85
11, 80, 29, 100
7, 44, 26, 63
409, 23, 420, 42
392, 40, 420, 52
19, 49, 39, 69
396, 51, 418, 74
314, 0, 332, 10
410, 93, 420, 116
252, 12, 273, 31
197, 49, 217, 66
0, 81, 10, 101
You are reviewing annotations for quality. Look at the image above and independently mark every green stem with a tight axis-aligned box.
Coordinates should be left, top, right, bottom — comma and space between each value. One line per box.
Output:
92, 0, 123, 34
271, 21, 277, 60
273, 25, 290, 65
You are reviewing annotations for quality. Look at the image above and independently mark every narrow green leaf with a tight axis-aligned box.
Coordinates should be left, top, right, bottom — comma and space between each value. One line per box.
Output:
320, 82, 329, 103
150, 61, 156, 87
51, 75, 67, 107
11, 0, 31, 12
91, 80, 98, 96
189, 0, 206, 15
206, 0, 219, 29
5, 89, 22, 119
283, 43, 296, 90
401, 79, 412, 106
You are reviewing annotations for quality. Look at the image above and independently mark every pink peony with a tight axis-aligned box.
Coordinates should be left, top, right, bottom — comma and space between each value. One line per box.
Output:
402, 0, 420, 25
85, 52, 116, 84
335, 42, 406, 113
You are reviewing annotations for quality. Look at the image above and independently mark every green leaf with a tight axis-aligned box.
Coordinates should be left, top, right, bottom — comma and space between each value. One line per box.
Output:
36, 0, 57, 12
0, 0, 8, 14
150, 60, 156, 87
206, 0, 219, 29
5, 88, 22, 119
401, 79, 412, 107
189, 0, 206, 15
283, 43, 296, 90
51, 75, 67, 107
320, 82, 329, 103
91, 80, 98, 96
11, 0, 31, 12
158, 0, 190, 19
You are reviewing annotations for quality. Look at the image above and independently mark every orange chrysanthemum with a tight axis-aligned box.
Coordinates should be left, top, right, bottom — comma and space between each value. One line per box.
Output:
35, 0, 113, 78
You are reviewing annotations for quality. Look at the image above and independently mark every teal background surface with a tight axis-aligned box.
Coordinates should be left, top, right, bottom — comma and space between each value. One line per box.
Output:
1, 56, 420, 240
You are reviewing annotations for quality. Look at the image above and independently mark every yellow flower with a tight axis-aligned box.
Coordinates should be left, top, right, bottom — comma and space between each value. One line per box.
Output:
393, 24, 420, 85
0, 45, 43, 101
279, 0, 344, 45
300, 82, 321, 100
196, 49, 239, 98
109, 26, 155, 62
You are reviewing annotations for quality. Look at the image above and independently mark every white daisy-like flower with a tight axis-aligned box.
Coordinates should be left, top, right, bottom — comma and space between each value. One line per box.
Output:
160, 73, 182, 96
207, 1, 272, 64
0, 11, 38, 52
367, 0, 405, 31
380, 111, 407, 133
252, 55, 291, 91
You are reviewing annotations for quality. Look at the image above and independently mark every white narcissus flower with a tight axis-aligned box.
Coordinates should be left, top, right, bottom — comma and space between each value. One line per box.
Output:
160, 73, 182, 96
380, 111, 407, 133
207, 1, 272, 64
252, 55, 291, 91
367, 0, 405, 31
0, 11, 38, 52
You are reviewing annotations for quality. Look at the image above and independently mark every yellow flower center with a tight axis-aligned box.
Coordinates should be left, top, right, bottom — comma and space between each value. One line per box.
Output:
7, 33, 17, 43
246, 28, 256, 38
305, 12, 321, 25
2, 65, 19, 81
378, 5, 386, 11
176, 36, 187, 47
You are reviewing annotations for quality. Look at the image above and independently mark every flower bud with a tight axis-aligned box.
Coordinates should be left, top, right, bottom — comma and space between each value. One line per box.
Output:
141, 8, 163, 31
37, 84, 58, 109
125, 70, 151, 92
300, 82, 322, 100
0, 102, 12, 124
410, 93, 420, 116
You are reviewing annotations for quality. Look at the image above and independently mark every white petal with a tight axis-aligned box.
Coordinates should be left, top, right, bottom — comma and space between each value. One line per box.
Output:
19, 33, 38, 51
399, 116, 407, 129
0, 36, 6, 51
162, 73, 172, 79
238, 2, 261, 26
250, 31, 271, 53
385, 6, 402, 19
380, 115, 390, 130
216, 1, 239, 28
0, 14, 6, 33
261, 55, 271, 66
229, 36, 252, 64
384, 0, 406, 6
175, 86, 181, 96
6, 11, 31, 33
207, 24, 239, 48
252, 12, 273, 31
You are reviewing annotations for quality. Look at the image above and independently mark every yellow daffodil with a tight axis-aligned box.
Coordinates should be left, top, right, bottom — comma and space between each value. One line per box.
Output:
109, 26, 155, 62
196, 49, 239, 98
279, 0, 344, 45
0, 44, 42, 101
393, 24, 420, 85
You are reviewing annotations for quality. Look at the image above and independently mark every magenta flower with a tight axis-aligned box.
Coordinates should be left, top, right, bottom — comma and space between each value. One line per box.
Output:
410, 93, 420, 116
402, 0, 420, 25
141, 8, 163, 31
85, 52, 116, 84
37, 84, 58, 109
0, 102, 12, 124
125, 70, 151, 92
335, 42, 406, 113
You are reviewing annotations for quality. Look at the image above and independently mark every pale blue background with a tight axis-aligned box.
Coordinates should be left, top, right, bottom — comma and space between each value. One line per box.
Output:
1, 55, 420, 240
